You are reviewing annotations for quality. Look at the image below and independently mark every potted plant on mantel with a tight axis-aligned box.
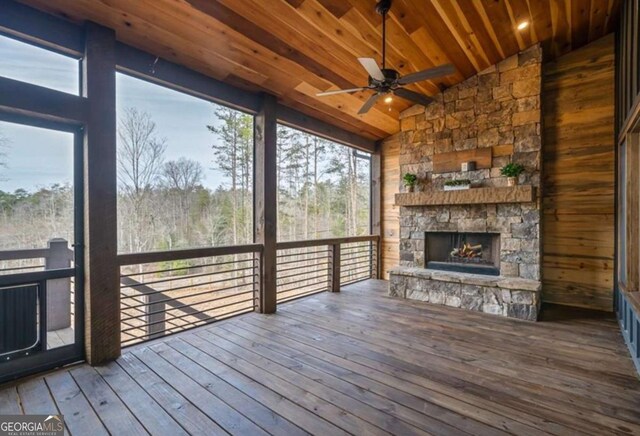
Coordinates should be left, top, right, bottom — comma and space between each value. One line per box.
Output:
403, 173, 418, 192
500, 163, 525, 187
444, 179, 471, 191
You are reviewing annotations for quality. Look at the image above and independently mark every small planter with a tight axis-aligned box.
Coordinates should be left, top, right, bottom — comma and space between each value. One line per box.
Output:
444, 184, 470, 191
507, 177, 518, 187
406, 185, 415, 193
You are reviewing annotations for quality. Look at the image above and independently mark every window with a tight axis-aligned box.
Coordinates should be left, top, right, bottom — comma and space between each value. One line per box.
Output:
276, 125, 371, 242
116, 73, 253, 253
0, 34, 79, 95
0, 121, 75, 253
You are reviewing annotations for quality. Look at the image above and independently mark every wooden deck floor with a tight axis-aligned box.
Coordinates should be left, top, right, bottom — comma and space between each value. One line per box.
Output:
1, 279, 640, 435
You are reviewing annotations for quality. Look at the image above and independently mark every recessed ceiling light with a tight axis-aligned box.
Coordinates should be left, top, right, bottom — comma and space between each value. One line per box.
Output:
517, 21, 529, 31
384, 95, 393, 104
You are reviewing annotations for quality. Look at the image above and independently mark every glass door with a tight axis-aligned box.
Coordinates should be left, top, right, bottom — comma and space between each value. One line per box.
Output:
0, 116, 83, 383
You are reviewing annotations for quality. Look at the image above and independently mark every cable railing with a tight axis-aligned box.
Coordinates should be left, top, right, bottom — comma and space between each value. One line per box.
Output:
118, 244, 262, 347
276, 235, 379, 303
116, 236, 378, 346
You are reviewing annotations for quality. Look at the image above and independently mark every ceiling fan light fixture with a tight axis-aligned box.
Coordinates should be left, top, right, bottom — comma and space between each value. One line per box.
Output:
384, 95, 393, 104
517, 21, 529, 31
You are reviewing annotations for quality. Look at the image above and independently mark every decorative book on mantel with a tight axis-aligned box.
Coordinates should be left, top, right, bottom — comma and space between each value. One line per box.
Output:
395, 185, 536, 207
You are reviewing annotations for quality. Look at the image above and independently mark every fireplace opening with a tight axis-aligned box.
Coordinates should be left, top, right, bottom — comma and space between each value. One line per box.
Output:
425, 232, 500, 276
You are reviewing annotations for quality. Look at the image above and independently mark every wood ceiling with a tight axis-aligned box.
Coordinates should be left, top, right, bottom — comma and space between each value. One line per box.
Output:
18, 0, 620, 140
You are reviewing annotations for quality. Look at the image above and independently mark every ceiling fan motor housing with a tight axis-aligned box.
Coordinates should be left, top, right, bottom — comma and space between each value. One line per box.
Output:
368, 68, 400, 93
376, 0, 392, 15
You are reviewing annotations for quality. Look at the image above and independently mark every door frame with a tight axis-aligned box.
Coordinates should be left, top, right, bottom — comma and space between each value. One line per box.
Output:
0, 114, 84, 384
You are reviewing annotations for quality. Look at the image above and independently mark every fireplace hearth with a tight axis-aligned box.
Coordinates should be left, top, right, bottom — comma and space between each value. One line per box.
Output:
425, 232, 500, 276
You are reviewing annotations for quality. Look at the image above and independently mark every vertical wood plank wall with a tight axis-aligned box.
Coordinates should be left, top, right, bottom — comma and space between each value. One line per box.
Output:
380, 133, 401, 280
541, 34, 616, 311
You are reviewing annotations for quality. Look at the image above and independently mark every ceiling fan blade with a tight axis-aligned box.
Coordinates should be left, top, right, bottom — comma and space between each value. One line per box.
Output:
358, 57, 385, 81
358, 93, 381, 115
394, 88, 434, 107
316, 87, 367, 97
397, 64, 456, 85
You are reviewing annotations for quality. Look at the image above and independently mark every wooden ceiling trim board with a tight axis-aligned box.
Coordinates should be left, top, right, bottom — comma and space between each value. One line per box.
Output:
404, 0, 477, 77
430, 0, 490, 71
476, 0, 521, 58
248, 0, 391, 89
470, 0, 506, 59
216, 0, 368, 88
506, 0, 534, 50
386, 0, 424, 34
550, 0, 572, 57
527, 0, 554, 55
571, 0, 591, 49
315, 0, 352, 19
137, 0, 336, 91
185, 0, 360, 93
21, 0, 245, 83
454, 2, 503, 67
408, 26, 466, 83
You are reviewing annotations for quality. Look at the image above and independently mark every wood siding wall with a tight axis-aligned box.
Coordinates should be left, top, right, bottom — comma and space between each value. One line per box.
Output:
380, 134, 400, 280
542, 34, 616, 311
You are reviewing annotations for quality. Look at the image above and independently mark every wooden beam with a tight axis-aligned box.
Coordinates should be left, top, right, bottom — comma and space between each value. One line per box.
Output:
82, 22, 120, 365
115, 43, 260, 114
277, 105, 376, 153
0, 77, 87, 125
254, 93, 278, 314
329, 244, 341, 292
371, 143, 382, 279
0, 0, 83, 56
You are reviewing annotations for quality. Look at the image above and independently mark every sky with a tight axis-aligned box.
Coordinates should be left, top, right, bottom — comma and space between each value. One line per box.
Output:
0, 34, 228, 192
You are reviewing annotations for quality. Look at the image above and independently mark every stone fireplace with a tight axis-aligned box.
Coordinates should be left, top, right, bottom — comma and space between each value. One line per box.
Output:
388, 45, 543, 321
425, 232, 500, 276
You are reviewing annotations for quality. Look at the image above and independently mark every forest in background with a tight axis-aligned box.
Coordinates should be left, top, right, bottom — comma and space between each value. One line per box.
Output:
0, 104, 371, 254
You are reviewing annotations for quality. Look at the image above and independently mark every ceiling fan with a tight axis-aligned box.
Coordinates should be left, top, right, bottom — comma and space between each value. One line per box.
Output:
316, 0, 456, 115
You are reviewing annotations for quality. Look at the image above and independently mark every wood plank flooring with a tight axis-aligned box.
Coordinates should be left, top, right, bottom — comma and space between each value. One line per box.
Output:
1, 279, 639, 435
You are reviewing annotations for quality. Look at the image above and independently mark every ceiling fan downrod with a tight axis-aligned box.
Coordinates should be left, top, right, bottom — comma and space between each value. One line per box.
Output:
376, 0, 392, 70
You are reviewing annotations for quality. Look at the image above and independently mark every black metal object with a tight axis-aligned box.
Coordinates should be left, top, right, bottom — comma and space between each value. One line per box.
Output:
426, 261, 500, 276
0, 284, 39, 356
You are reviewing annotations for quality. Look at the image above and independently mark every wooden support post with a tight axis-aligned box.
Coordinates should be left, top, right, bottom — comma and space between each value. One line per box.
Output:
371, 145, 382, 280
254, 93, 278, 313
82, 22, 120, 364
329, 244, 341, 292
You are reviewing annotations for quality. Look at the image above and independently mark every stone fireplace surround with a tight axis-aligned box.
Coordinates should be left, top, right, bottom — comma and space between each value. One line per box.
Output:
388, 45, 543, 321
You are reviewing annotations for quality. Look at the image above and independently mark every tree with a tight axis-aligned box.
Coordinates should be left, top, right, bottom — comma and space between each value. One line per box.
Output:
208, 105, 253, 246
117, 107, 167, 195
161, 158, 204, 192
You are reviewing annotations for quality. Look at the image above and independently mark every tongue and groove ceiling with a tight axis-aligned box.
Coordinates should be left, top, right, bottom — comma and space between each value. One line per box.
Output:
18, 0, 620, 140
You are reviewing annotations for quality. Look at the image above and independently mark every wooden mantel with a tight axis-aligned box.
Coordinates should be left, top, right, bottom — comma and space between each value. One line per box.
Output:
395, 186, 536, 207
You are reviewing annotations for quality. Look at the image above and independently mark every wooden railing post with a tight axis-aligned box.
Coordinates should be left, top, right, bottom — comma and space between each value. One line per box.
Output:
254, 93, 278, 313
83, 22, 120, 364
329, 243, 341, 292
45, 238, 72, 331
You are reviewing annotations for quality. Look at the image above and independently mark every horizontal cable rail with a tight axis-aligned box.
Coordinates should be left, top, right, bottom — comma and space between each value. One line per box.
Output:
275, 235, 379, 303
117, 246, 261, 347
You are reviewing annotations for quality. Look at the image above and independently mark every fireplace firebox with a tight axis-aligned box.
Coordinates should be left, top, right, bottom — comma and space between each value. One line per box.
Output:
425, 232, 500, 276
